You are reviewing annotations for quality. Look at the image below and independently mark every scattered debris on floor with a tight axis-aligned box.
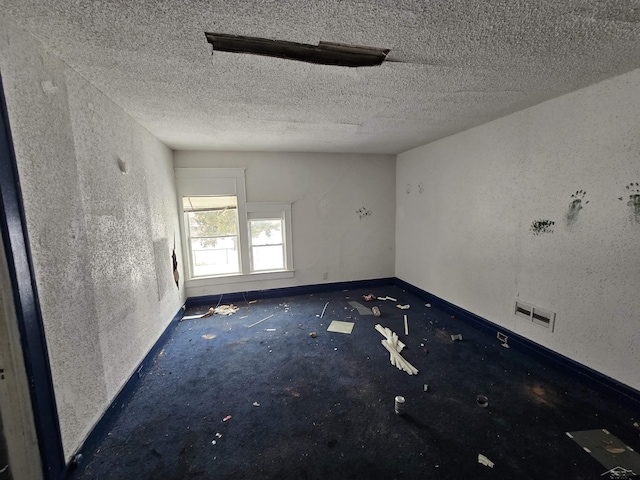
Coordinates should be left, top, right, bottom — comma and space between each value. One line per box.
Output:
309, 332, 318, 338
253, 402, 260, 407
396, 304, 410, 310
222, 415, 232, 422
478, 454, 494, 468
377, 296, 397, 302
239, 315, 248, 320
201, 334, 216, 339
247, 314, 275, 328
567, 429, 640, 475
375, 324, 419, 375
248, 300, 257, 304
394, 395, 405, 415
372, 306, 381, 317
327, 320, 355, 334
423, 384, 429, 392
215, 304, 239, 316
265, 328, 276, 332
497, 332, 510, 348
320, 302, 329, 318
476, 395, 489, 408
215, 433, 222, 438
425, 303, 431, 307
633, 422, 640, 431
404, 314, 409, 335
362, 294, 376, 301
0, 465, 8, 474
451, 334, 463, 341
348, 301, 373, 315
211, 440, 217, 445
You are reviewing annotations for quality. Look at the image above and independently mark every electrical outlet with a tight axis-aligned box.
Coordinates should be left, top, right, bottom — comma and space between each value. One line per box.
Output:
322, 272, 328, 280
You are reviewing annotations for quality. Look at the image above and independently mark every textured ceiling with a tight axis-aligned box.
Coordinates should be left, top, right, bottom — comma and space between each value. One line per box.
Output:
2, 1, 640, 154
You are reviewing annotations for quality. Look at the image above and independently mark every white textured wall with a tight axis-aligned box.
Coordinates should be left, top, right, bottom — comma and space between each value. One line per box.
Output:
397, 68, 640, 390
0, 16, 185, 459
174, 151, 396, 297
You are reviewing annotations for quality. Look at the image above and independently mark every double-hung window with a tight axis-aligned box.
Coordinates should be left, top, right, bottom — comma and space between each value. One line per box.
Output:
183, 195, 239, 276
175, 168, 293, 286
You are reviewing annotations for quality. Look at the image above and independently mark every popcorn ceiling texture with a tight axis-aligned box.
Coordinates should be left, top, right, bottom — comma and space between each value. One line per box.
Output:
0, 16, 185, 459
1, 0, 639, 153
396, 68, 640, 391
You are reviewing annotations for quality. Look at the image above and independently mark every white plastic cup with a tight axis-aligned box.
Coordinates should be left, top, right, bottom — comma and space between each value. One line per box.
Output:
394, 395, 405, 415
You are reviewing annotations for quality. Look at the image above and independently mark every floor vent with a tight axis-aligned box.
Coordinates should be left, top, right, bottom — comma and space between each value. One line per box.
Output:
515, 301, 555, 331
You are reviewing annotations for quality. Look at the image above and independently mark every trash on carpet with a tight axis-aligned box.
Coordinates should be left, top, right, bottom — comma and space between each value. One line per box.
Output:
478, 454, 494, 468
451, 334, 463, 341
375, 324, 418, 375
222, 415, 232, 422
214, 304, 239, 316
396, 304, 410, 310
497, 332, 510, 348
253, 402, 260, 407
425, 303, 431, 307
362, 294, 376, 301
309, 332, 318, 338
327, 320, 355, 334
320, 302, 329, 318
404, 314, 409, 335
372, 306, 381, 317
247, 314, 275, 328
476, 395, 489, 408
423, 384, 429, 392
248, 300, 258, 304
348, 301, 373, 316
377, 296, 397, 302
394, 395, 405, 415
215, 433, 222, 438
201, 334, 216, 339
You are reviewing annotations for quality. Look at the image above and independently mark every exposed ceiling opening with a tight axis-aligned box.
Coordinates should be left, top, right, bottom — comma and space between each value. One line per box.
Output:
205, 32, 390, 67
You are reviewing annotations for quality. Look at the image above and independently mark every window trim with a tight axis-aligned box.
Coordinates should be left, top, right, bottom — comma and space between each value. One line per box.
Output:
247, 202, 293, 273
174, 168, 294, 287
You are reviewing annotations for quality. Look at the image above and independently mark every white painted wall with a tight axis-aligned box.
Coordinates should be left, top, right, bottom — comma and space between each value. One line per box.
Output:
0, 17, 185, 459
396, 68, 640, 390
174, 151, 396, 297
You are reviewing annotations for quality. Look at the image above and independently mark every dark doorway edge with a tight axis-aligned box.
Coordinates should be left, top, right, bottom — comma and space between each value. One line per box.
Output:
0, 75, 65, 478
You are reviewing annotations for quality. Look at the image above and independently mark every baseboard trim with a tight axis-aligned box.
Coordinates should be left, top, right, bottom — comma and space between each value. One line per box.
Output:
63, 306, 185, 478
395, 278, 640, 409
184, 277, 396, 309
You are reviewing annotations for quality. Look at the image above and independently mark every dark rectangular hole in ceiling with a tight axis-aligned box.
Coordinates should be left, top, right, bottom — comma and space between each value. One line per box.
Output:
205, 32, 390, 67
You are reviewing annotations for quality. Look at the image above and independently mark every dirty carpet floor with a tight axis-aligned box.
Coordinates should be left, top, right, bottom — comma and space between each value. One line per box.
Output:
70, 285, 640, 479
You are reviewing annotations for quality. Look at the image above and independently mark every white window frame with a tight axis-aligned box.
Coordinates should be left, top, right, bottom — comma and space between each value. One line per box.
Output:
247, 203, 293, 273
175, 168, 294, 288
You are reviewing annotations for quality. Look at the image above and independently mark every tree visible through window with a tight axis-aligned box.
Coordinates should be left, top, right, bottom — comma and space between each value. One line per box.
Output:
183, 196, 239, 277
250, 219, 284, 271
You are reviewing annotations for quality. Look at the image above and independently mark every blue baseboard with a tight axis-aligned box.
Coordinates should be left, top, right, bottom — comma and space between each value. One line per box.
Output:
63, 306, 185, 478
184, 277, 396, 309
395, 278, 640, 409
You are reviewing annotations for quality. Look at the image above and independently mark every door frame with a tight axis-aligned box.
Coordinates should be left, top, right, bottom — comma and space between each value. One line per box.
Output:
0, 73, 65, 479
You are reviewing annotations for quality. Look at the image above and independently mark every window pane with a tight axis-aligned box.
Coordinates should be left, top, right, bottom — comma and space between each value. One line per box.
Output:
188, 209, 237, 237
251, 245, 284, 271
191, 236, 239, 276
250, 219, 283, 246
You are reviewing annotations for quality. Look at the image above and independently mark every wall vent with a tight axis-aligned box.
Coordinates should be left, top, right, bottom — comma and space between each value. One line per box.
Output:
515, 301, 555, 332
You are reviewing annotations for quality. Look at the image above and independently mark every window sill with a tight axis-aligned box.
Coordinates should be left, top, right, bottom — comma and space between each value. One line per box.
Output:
185, 270, 295, 288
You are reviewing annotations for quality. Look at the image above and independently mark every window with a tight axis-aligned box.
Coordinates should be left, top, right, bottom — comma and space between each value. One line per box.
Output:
183, 196, 239, 277
175, 168, 293, 285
